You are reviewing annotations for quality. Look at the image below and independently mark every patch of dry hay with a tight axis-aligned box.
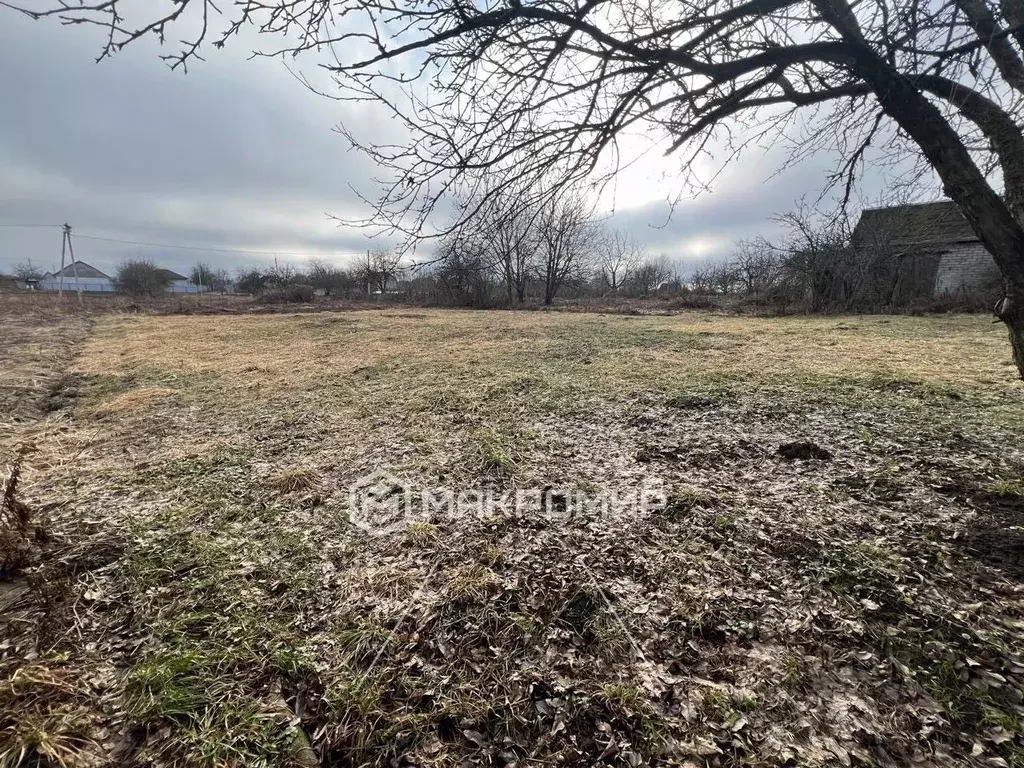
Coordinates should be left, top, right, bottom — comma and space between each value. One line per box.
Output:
88, 387, 177, 417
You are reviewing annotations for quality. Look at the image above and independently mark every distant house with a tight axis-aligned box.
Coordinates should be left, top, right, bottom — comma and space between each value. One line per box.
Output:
852, 201, 999, 296
157, 268, 206, 294
37, 261, 115, 293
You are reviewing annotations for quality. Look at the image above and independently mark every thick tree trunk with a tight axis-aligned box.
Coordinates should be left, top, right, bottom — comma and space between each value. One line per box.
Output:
996, 288, 1024, 374
915, 75, 1024, 225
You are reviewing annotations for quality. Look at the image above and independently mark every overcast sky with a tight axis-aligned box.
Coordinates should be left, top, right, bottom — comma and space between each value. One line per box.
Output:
0, 10, 938, 278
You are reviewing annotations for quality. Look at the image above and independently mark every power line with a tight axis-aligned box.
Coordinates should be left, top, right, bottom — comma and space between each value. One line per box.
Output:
73, 232, 364, 259
0, 223, 63, 228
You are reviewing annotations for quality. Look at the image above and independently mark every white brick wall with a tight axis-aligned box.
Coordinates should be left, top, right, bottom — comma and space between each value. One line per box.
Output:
933, 242, 1000, 294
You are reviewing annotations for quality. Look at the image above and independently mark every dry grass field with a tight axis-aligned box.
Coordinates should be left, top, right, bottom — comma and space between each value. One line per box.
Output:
2, 308, 1024, 767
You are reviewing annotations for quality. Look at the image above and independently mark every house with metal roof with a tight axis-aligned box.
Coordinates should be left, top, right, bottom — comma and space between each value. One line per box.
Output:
852, 201, 1000, 296
37, 261, 115, 293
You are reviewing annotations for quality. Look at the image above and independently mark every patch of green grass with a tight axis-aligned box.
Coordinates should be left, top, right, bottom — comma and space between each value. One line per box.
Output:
508, 613, 541, 639
336, 618, 398, 663
469, 426, 529, 479
599, 682, 648, 712
149, 699, 288, 768
784, 653, 805, 687
700, 688, 730, 721
446, 563, 500, 601
0, 711, 101, 768
988, 478, 1024, 498
921, 659, 1022, 736
316, 672, 431, 760
809, 541, 907, 605
0, 664, 104, 767
586, 612, 635, 659
668, 484, 719, 508
404, 521, 439, 546
324, 673, 388, 719
713, 514, 737, 533
126, 649, 213, 722
736, 693, 760, 712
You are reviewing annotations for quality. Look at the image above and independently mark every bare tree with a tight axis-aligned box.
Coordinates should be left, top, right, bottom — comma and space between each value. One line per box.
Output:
537, 194, 597, 306
190, 262, 215, 290
596, 229, 644, 294
116, 259, 173, 297
730, 239, 782, 296
236, 267, 270, 296
307, 258, 352, 297
358, 248, 403, 293
689, 263, 718, 295
12, 0, 1024, 373
445, 188, 538, 305
265, 258, 299, 288
626, 257, 673, 296
433, 233, 494, 306
13, 260, 42, 282
487, 198, 537, 306
210, 268, 232, 293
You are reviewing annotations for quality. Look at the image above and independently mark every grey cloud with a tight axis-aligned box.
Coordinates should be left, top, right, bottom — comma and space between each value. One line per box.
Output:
603, 145, 915, 270
0, 13, 393, 276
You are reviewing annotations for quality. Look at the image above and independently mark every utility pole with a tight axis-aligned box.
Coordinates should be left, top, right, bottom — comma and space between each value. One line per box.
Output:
58, 224, 83, 304
57, 225, 67, 299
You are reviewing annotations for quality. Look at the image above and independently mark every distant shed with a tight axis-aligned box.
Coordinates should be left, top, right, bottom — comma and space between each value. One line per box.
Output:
852, 201, 999, 296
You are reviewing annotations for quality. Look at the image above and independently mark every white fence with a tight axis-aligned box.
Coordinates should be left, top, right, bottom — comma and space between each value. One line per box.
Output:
36, 277, 116, 293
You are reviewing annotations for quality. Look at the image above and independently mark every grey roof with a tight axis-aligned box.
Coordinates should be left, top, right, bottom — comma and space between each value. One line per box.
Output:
156, 268, 188, 282
51, 261, 111, 279
853, 201, 978, 250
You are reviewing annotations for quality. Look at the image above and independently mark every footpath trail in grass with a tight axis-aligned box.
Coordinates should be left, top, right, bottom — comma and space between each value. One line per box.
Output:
2, 309, 1024, 767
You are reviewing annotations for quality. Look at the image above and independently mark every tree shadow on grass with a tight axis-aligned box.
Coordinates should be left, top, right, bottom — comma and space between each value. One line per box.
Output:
938, 483, 1024, 581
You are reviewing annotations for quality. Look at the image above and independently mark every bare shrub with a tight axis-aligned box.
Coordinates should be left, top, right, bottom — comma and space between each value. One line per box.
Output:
115, 259, 173, 297
258, 284, 315, 304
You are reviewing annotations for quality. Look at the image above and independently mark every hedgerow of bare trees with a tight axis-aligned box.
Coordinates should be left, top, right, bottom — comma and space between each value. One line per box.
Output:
428, 189, 672, 306
357, 248, 404, 294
